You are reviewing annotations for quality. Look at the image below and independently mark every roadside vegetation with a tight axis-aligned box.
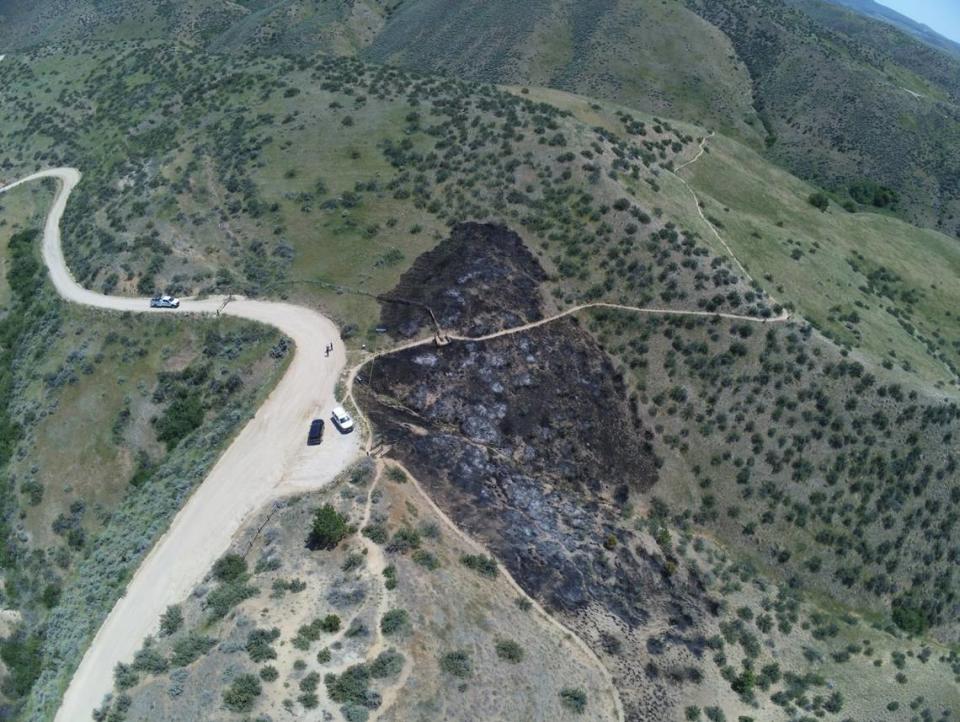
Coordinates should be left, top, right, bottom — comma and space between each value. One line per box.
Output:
97, 467, 616, 721
0, 206, 286, 717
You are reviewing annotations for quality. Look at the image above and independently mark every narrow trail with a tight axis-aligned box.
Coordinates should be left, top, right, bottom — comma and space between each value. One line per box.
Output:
671, 133, 770, 296
389, 460, 627, 722
3, 163, 792, 722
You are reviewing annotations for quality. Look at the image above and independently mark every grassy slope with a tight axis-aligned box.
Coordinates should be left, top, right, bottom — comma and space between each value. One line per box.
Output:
4, 0, 959, 239
0, 0, 390, 55
5, 44, 766, 353
365, 0, 763, 143
687, 0, 960, 238
100, 471, 619, 721
684, 134, 960, 391
522, 84, 960, 392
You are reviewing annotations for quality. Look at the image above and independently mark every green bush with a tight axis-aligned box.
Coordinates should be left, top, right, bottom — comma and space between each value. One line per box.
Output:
309, 504, 349, 549
369, 649, 405, 679
495, 638, 524, 663
159, 605, 183, 636
155, 393, 205, 449
206, 579, 258, 619
212, 554, 247, 582
439, 650, 472, 678
246, 627, 280, 662
325, 664, 379, 708
319, 614, 341, 633
299, 671, 320, 693
460, 554, 498, 577
560, 687, 587, 713
0, 633, 42, 699
132, 643, 169, 675
891, 599, 929, 635
808, 192, 829, 212
380, 608, 409, 636
222, 673, 262, 713
113, 662, 139, 691
170, 633, 216, 667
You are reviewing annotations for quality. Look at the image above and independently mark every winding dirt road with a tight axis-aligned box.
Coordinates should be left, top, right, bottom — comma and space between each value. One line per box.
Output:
1, 169, 362, 720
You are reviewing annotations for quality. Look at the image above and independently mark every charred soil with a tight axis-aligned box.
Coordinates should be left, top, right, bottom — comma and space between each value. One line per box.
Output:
358, 226, 720, 719
378, 222, 548, 339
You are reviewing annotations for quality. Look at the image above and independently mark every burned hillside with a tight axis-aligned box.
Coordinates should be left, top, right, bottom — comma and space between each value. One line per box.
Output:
378, 222, 548, 339
357, 234, 720, 719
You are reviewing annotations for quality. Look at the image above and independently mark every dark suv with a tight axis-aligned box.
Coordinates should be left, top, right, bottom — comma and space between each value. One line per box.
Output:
307, 419, 324, 446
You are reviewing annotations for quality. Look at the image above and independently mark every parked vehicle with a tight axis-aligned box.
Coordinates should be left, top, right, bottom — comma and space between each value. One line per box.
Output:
331, 405, 354, 433
307, 419, 324, 446
150, 294, 180, 309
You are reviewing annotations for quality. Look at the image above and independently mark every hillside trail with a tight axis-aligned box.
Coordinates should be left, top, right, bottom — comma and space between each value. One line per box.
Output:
672, 132, 769, 293
2, 165, 790, 722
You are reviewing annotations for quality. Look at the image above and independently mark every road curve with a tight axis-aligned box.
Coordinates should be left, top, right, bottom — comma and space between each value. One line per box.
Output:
1, 169, 361, 720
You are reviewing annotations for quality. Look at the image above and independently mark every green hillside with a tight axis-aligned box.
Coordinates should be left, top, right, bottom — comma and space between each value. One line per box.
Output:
817, 0, 960, 58
3, 0, 960, 238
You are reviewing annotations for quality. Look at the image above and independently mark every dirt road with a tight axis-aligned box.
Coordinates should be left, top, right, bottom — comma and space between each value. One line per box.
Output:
1, 169, 361, 720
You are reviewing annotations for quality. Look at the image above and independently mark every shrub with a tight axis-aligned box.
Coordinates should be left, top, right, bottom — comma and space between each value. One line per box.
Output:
380, 609, 409, 635
114, 662, 139, 691
132, 643, 169, 675
159, 605, 183, 636
299, 692, 319, 709
309, 504, 349, 549
386, 466, 407, 483
212, 554, 247, 582
705, 707, 726, 722
206, 579, 258, 619
155, 394, 204, 449
0, 634, 42, 699
891, 599, 928, 635
170, 633, 216, 667
369, 649, 405, 678
386, 526, 421, 554
382, 564, 397, 590
560, 688, 587, 713
495, 638, 524, 663
439, 650, 472, 678
412, 549, 439, 570
299, 672, 320, 693
259, 666, 278, 682
319, 614, 342, 633
246, 628, 280, 662
808, 192, 829, 211
325, 664, 380, 708
222, 673, 261, 713
460, 554, 498, 577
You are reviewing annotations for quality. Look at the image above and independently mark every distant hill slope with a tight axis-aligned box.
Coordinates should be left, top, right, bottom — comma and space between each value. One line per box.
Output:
1, 0, 960, 235
819, 0, 960, 57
